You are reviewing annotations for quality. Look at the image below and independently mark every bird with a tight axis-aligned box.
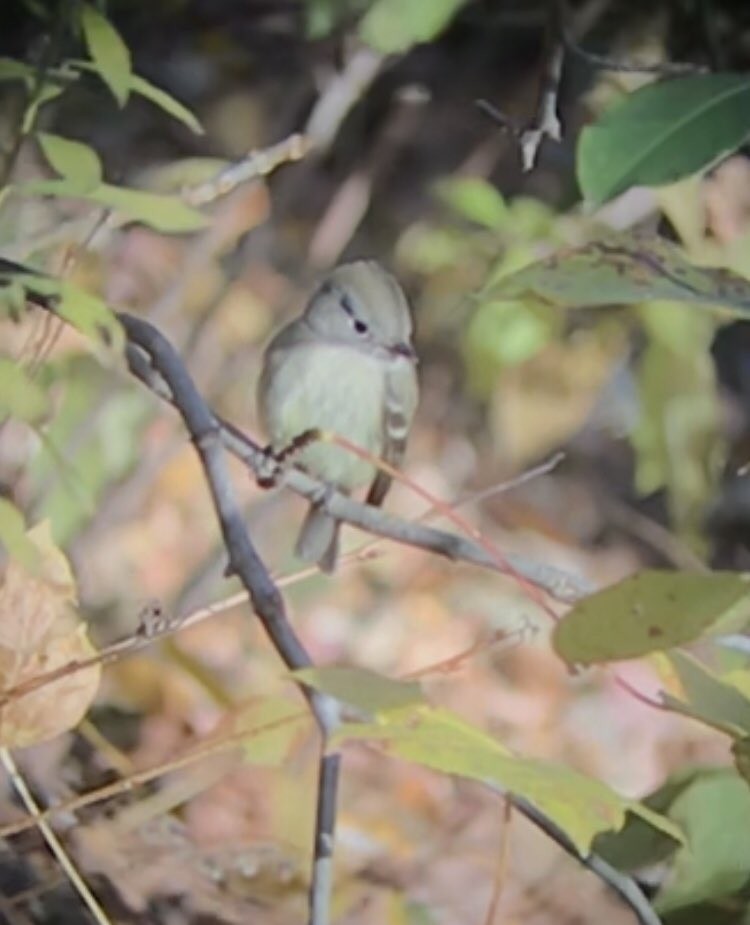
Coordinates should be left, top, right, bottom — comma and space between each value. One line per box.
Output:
257, 260, 419, 572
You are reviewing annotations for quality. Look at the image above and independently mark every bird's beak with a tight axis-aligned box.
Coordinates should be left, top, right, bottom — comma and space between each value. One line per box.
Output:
390, 342, 417, 361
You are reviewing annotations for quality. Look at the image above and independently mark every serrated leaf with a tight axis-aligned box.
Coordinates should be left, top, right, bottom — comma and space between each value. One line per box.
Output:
334, 704, 681, 855
0, 358, 49, 423
434, 177, 507, 229
294, 666, 425, 715
360, 0, 467, 53
129, 74, 203, 134
553, 571, 750, 666
578, 74, 750, 204
487, 233, 750, 314
80, 4, 131, 106
36, 132, 102, 194
656, 772, 750, 912
661, 651, 750, 737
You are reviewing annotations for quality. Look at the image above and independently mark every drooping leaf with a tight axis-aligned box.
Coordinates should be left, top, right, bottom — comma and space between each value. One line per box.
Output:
434, 177, 508, 229
360, 0, 468, 54
36, 132, 102, 193
486, 233, 750, 314
0, 522, 101, 747
578, 74, 750, 203
70, 62, 203, 134
330, 704, 682, 855
15, 179, 207, 233
87, 184, 207, 232
661, 651, 750, 738
553, 571, 750, 666
79, 4, 132, 105
293, 666, 425, 715
0, 357, 49, 423
656, 772, 750, 913
128, 74, 203, 134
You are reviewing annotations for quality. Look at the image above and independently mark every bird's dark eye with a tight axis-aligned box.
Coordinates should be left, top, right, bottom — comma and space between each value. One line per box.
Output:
353, 319, 368, 335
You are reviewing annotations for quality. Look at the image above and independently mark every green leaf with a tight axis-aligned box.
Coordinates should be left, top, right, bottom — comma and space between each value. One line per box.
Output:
0, 498, 39, 569
0, 358, 49, 423
434, 177, 508, 229
553, 571, 750, 666
334, 704, 682, 855
487, 233, 750, 315
69, 62, 203, 134
16, 276, 124, 352
128, 74, 203, 134
15, 179, 207, 233
578, 74, 750, 203
0, 57, 35, 84
661, 651, 750, 738
293, 666, 425, 715
88, 184, 207, 232
36, 132, 102, 194
80, 4, 132, 106
360, 0, 468, 53
656, 772, 750, 912
732, 737, 750, 785
632, 304, 723, 537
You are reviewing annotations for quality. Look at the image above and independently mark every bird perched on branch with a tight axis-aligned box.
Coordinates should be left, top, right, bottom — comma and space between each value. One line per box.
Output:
258, 260, 419, 572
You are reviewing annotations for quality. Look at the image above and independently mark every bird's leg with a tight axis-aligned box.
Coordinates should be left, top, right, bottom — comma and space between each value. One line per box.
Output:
256, 428, 323, 489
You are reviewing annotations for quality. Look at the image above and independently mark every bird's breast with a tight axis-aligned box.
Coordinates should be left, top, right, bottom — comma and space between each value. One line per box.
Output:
262, 343, 387, 490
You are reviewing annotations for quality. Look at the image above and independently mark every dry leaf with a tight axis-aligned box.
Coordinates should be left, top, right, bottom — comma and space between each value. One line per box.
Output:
0, 523, 101, 747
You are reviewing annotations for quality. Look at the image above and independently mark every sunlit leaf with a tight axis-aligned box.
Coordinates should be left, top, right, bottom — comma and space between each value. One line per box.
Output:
486, 233, 750, 314
15, 179, 207, 233
129, 74, 203, 134
87, 183, 207, 232
656, 772, 750, 912
0, 499, 38, 570
434, 177, 507, 229
553, 571, 750, 666
0, 357, 49, 423
661, 651, 750, 737
294, 666, 425, 715
80, 4, 132, 105
578, 75, 750, 204
360, 0, 468, 53
331, 704, 682, 855
0, 522, 101, 747
36, 132, 102, 193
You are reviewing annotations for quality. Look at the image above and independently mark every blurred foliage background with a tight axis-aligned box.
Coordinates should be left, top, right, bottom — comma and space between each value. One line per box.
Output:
1, 0, 750, 923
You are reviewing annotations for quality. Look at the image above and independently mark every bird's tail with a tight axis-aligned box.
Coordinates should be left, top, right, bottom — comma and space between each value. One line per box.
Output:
295, 504, 340, 573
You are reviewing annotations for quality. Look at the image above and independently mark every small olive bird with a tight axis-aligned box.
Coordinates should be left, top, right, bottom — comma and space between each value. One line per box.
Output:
258, 260, 419, 572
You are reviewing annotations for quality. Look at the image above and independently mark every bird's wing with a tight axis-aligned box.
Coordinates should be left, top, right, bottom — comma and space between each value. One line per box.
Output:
366, 361, 419, 507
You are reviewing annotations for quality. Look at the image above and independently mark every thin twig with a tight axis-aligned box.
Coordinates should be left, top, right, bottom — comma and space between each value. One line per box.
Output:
0, 748, 112, 925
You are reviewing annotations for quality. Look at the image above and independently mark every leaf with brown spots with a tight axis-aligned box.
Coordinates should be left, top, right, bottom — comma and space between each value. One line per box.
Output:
486, 233, 750, 314
553, 571, 750, 666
